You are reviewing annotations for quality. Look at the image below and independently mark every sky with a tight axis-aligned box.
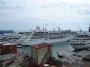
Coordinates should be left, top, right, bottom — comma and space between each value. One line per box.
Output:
0, 0, 90, 31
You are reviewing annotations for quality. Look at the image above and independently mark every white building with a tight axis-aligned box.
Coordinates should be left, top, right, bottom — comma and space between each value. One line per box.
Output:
31, 43, 52, 64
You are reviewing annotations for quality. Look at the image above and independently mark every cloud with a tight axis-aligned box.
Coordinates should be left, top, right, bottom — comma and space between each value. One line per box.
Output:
0, 0, 90, 31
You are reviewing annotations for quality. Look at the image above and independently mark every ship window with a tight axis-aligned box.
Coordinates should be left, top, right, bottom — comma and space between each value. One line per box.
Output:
79, 43, 80, 46
72, 43, 75, 46
80, 44, 81, 46
78, 44, 79, 46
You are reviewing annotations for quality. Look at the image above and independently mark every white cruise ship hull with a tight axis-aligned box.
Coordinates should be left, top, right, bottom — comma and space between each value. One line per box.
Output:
71, 44, 90, 50
70, 39, 90, 50
20, 36, 71, 45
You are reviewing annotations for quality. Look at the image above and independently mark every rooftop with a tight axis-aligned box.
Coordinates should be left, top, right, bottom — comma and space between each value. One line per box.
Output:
3, 43, 17, 45
0, 42, 17, 46
31, 43, 51, 49
0, 54, 15, 61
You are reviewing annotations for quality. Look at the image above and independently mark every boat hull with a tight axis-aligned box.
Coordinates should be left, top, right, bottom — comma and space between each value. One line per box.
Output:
71, 43, 90, 50
21, 36, 72, 45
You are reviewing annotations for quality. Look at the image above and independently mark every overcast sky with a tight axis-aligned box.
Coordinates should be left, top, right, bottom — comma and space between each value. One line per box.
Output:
0, 0, 90, 31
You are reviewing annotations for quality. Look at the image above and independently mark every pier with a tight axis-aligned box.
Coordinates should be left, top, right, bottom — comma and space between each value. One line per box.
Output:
58, 50, 90, 67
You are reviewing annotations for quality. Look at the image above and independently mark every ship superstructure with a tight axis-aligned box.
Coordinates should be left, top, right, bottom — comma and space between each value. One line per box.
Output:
18, 26, 72, 45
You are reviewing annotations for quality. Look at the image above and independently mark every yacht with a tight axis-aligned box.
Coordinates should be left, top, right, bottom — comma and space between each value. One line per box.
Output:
70, 27, 90, 50
18, 26, 72, 45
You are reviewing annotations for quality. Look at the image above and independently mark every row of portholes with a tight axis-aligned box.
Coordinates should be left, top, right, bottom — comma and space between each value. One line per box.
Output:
71, 43, 85, 46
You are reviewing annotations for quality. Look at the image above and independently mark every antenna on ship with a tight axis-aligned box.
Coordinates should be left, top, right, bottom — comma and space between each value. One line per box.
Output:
43, 24, 48, 39
57, 25, 61, 32
76, 22, 82, 34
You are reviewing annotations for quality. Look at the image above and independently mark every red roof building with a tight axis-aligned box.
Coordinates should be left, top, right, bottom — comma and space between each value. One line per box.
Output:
31, 43, 52, 65
0, 43, 17, 55
31, 43, 50, 49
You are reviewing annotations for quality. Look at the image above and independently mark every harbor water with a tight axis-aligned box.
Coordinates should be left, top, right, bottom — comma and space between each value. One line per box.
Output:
17, 41, 74, 59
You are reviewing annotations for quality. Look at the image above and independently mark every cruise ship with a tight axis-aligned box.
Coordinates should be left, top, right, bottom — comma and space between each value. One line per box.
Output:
70, 27, 90, 50
18, 26, 72, 45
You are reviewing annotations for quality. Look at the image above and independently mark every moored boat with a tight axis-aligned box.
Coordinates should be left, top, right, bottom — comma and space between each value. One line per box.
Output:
18, 26, 72, 45
70, 27, 90, 50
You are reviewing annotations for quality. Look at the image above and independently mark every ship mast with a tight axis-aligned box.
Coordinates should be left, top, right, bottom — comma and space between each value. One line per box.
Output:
43, 24, 48, 39
76, 23, 82, 34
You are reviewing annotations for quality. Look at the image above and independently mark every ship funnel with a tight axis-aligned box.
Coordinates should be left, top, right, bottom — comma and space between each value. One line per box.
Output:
89, 27, 90, 32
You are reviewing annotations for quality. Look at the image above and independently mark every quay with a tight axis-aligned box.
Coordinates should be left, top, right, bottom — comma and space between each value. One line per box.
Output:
58, 50, 90, 67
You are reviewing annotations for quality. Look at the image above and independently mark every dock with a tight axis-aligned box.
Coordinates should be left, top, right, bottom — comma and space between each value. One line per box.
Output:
58, 50, 90, 67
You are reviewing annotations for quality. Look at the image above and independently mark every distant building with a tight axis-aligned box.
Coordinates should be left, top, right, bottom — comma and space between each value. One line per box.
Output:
31, 43, 52, 65
0, 43, 17, 55
0, 30, 14, 35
